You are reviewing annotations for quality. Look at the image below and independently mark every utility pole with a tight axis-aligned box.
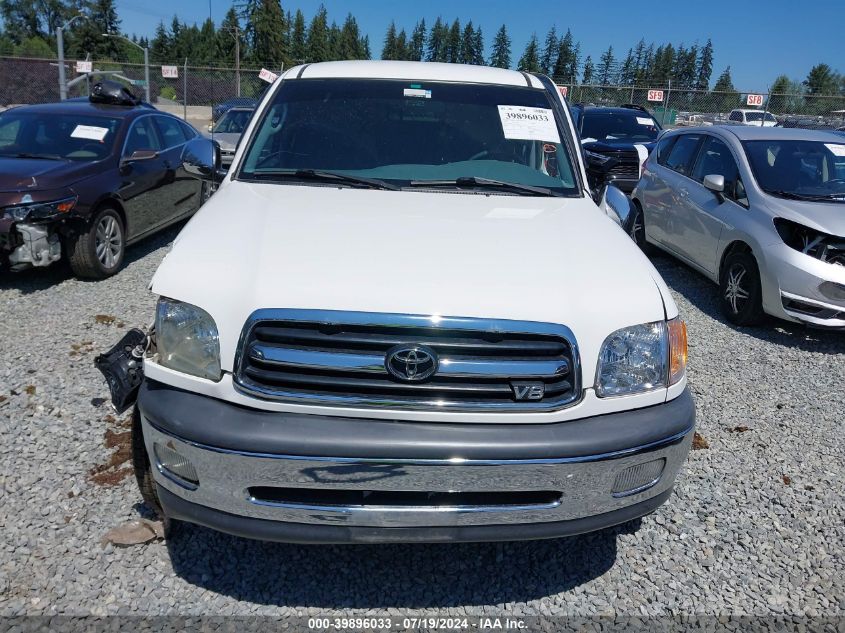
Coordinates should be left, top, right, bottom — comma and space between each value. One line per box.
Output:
56, 14, 87, 100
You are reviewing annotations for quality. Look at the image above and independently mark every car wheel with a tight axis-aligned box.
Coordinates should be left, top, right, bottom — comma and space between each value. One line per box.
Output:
719, 251, 765, 326
131, 405, 163, 517
67, 206, 125, 278
629, 202, 655, 255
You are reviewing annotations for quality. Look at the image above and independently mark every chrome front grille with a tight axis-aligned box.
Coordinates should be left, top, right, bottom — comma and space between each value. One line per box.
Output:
234, 310, 581, 411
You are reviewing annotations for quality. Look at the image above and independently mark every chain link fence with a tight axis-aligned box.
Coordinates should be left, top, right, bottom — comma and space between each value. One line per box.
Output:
2, 56, 845, 131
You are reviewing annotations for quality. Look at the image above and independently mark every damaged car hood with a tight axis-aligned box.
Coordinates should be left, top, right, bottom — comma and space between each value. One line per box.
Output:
0, 157, 105, 193
152, 182, 671, 371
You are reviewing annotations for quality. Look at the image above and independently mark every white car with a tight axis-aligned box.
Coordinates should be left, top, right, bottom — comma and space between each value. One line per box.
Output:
100, 61, 693, 544
728, 109, 778, 127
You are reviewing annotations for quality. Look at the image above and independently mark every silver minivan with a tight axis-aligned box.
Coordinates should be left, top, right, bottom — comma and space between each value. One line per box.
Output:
631, 126, 845, 328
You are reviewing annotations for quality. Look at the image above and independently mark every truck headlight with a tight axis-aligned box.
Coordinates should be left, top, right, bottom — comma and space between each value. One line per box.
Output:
155, 298, 221, 381
595, 318, 687, 398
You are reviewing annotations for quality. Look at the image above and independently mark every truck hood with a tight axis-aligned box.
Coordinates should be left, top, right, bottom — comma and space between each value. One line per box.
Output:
152, 182, 670, 371
0, 157, 103, 193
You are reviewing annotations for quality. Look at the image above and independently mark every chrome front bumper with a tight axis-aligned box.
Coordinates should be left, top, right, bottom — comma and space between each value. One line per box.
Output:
138, 374, 694, 544
144, 416, 692, 531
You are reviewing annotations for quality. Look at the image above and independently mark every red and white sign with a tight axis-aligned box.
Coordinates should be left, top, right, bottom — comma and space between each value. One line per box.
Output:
747, 94, 764, 107
258, 68, 279, 84
556, 85, 568, 99
161, 65, 178, 79
75, 60, 92, 73
647, 89, 664, 102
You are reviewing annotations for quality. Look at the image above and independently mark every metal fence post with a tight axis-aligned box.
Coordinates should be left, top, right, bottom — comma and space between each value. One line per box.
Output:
57, 27, 67, 100
183, 58, 188, 120
761, 87, 770, 127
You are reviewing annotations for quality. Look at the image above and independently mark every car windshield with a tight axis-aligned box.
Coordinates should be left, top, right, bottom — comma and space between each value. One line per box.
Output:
213, 109, 253, 134
745, 111, 777, 123
0, 111, 120, 161
238, 78, 579, 196
581, 110, 660, 142
744, 139, 845, 200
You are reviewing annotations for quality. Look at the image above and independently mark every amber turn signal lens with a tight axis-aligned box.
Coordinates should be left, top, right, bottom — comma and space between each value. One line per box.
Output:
668, 318, 687, 385
56, 198, 76, 213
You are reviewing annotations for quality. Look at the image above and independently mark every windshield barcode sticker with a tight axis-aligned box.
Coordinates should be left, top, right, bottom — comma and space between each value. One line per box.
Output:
825, 144, 845, 157
70, 125, 109, 141
403, 88, 431, 99
636, 117, 654, 126
497, 106, 560, 143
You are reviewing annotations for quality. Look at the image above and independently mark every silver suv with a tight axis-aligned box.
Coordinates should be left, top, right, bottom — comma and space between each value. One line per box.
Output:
632, 126, 845, 328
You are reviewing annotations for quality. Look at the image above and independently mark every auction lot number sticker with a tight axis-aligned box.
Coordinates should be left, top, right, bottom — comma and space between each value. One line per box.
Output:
498, 105, 561, 143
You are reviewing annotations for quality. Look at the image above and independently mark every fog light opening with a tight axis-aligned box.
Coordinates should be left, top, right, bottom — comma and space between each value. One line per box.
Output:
154, 442, 199, 488
611, 458, 666, 498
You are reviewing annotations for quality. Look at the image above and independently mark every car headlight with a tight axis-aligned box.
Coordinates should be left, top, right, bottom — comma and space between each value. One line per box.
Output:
595, 318, 687, 398
155, 297, 221, 381
3, 196, 77, 221
774, 218, 845, 266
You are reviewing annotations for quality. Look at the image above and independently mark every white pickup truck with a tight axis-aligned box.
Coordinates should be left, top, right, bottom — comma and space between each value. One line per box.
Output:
98, 60, 694, 543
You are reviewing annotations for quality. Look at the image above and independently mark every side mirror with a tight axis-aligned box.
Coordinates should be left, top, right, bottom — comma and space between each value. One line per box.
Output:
601, 184, 635, 232
181, 137, 222, 181
124, 149, 158, 162
207, 123, 213, 133
704, 174, 726, 202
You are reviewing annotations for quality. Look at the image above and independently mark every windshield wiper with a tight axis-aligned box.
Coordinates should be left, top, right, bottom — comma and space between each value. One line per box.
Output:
251, 169, 398, 191
409, 176, 561, 197
2, 152, 65, 161
765, 189, 845, 202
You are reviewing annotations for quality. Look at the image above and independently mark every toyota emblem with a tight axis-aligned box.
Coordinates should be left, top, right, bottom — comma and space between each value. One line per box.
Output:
385, 345, 438, 382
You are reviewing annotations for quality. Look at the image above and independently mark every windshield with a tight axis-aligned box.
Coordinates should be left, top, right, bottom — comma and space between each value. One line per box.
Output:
0, 111, 120, 161
581, 110, 660, 142
238, 78, 579, 195
213, 109, 253, 134
745, 111, 777, 123
744, 139, 845, 200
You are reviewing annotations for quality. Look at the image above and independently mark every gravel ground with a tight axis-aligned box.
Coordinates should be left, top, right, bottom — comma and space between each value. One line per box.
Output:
1, 227, 843, 618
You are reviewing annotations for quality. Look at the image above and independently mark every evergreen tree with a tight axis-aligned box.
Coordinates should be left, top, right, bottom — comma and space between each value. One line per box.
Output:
489, 24, 510, 69
597, 45, 615, 85
70, 0, 121, 59
619, 48, 635, 85
768, 74, 803, 113
339, 14, 363, 59
459, 21, 475, 65
445, 18, 461, 63
517, 34, 540, 73
471, 26, 484, 65
696, 38, 713, 90
804, 63, 839, 95
361, 34, 370, 59
290, 9, 306, 62
246, 0, 288, 68
328, 20, 341, 60
381, 21, 397, 60
581, 55, 594, 84
149, 20, 171, 62
540, 26, 557, 75
426, 17, 446, 62
552, 29, 574, 81
306, 4, 330, 62
409, 19, 426, 61
568, 42, 580, 83
217, 7, 242, 66
713, 66, 740, 110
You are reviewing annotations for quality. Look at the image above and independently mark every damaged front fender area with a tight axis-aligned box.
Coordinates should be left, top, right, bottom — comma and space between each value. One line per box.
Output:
94, 328, 149, 414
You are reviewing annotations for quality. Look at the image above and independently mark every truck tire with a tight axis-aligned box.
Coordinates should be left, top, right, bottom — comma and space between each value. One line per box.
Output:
67, 206, 125, 278
131, 405, 163, 518
719, 250, 765, 326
